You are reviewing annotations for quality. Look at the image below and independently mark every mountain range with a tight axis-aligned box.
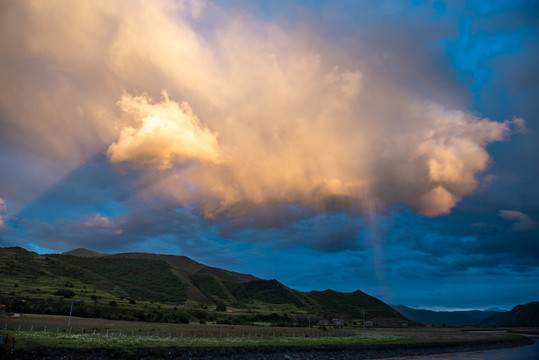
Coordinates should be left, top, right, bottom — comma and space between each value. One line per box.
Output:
1, 246, 536, 327
0, 246, 406, 326
391, 305, 501, 327
392, 303, 539, 327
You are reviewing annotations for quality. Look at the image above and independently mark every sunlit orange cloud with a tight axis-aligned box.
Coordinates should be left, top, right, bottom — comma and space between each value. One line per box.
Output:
0, 0, 525, 218
108, 90, 523, 218
107, 91, 221, 168
83, 213, 114, 229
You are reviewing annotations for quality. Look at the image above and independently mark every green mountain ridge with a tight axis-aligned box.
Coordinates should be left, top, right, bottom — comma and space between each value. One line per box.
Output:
0, 246, 406, 326
104, 252, 258, 283
311, 290, 405, 321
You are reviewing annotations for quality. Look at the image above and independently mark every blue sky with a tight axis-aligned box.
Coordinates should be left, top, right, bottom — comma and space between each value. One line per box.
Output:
0, 0, 538, 311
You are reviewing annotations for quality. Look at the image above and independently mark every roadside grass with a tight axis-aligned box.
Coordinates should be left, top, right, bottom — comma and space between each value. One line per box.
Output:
1, 329, 523, 351
1, 330, 405, 350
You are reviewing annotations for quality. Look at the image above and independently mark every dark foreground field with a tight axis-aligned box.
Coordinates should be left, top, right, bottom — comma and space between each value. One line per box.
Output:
3, 337, 533, 360
0, 314, 535, 359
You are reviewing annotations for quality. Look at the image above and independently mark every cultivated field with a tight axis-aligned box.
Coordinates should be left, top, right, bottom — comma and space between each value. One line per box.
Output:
1, 313, 337, 340
0, 314, 525, 351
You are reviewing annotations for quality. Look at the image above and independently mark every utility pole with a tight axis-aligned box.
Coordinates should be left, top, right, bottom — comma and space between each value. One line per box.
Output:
68, 301, 74, 328
362, 308, 366, 339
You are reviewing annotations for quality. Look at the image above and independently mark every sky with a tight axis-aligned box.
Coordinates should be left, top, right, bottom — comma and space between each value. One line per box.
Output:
0, 0, 538, 311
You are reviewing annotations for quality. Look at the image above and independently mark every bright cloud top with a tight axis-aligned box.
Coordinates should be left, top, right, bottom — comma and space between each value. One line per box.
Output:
0, 0, 525, 219
107, 91, 221, 169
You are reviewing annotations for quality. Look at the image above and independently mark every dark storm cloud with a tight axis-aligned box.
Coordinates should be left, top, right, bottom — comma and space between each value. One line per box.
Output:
210, 209, 364, 253
16, 200, 224, 257
382, 206, 539, 276
283, 214, 363, 252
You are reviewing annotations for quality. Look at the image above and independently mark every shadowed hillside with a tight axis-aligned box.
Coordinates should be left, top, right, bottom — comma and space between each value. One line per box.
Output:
56, 255, 188, 303
1, 246, 406, 325
104, 252, 258, 283
225, 279, 311, 308
487, 302, 539, 327
309, 290, 406, 325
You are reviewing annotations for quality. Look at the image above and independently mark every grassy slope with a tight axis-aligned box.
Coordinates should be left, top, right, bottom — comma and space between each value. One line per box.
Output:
53, 255, 188, 303
1, 247, 404, 323
104, 252, 256, 305
0, 247, 140, 318
225, 279, 308, 308
308, 289, 407, 324
105, 252, 258, 283
191, 274, 230, 303
63, 249, 406, 323
0, 247, 120, 296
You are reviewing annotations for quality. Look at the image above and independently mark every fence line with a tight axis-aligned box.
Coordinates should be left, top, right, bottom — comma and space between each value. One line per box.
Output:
1, 322, 357, 340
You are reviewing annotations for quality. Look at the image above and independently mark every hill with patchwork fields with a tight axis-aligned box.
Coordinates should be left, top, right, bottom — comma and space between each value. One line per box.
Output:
1, 246, 406, 326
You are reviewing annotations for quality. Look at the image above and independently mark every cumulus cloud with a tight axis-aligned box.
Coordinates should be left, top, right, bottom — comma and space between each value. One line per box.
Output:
499, 210, 537, 231
0, 0, 525, 221
110, 90, 520, 218
83, 213, 114, 229
107, 91, 221, 168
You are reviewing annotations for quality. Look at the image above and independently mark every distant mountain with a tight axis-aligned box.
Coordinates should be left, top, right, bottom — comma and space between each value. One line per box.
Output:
0, 246, 406, 325
392, 305, 501, 327
487, 302, 539, 327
